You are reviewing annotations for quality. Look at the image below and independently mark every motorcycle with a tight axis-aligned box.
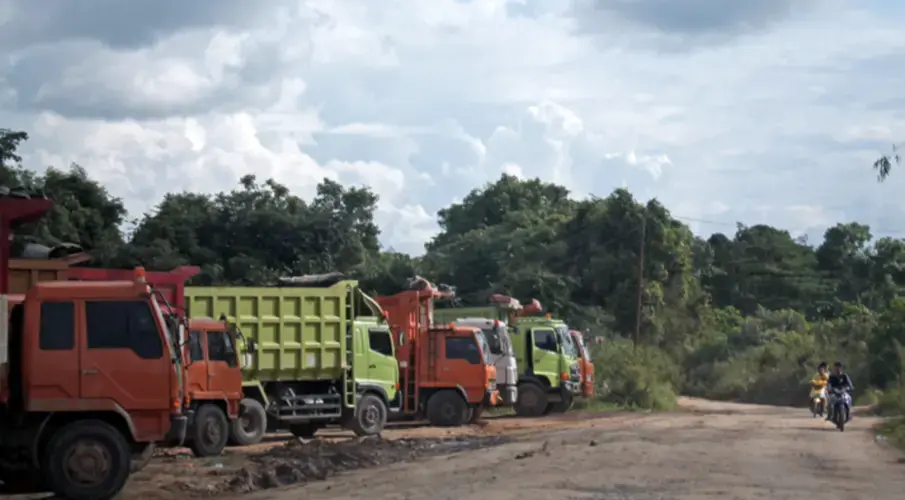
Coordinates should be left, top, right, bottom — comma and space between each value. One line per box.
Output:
829, 387, 852, 432
808, 384, 826, 417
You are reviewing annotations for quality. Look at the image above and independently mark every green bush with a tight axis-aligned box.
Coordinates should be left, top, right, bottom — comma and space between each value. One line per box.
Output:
592, 339, 679, 411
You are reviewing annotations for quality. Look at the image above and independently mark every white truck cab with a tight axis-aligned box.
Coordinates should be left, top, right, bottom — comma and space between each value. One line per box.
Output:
448, 317, 518, 405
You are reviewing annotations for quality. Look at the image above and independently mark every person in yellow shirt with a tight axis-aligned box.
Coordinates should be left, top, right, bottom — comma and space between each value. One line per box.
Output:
809, 362, 829, 416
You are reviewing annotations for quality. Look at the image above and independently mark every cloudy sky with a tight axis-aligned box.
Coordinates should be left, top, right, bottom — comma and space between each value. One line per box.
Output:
2, 0, 904, 254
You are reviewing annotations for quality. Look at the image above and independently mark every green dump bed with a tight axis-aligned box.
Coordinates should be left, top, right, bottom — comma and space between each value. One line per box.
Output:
434, 306, 506, 324
185, 282, 354, 382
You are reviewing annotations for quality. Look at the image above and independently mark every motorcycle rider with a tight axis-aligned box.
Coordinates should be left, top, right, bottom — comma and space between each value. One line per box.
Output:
809, 362, 829, 413
825, 361, 854, 422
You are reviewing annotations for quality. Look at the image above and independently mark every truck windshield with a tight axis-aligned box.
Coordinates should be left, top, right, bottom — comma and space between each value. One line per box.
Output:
555, 326, 577, 358
480, 325, 512, 356
475, 331, 491, 360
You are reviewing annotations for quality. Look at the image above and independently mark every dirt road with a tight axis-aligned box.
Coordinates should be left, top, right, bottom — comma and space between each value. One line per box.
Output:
226, 398, 905, 500
9, 399, 902, 499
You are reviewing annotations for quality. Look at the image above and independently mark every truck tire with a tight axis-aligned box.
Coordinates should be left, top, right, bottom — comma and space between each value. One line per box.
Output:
515, 383, 548, 418
42, 419, 131, 500
130, 443, 155, 472
349, 393, 388, 437
427, 391, 468, 427
228, 398, 267, 446
467, 406, 484, 424
189, 404, 229, 457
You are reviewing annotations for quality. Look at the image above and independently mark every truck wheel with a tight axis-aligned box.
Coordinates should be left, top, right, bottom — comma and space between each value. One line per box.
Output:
350, 393, 388, 437
130, 443, 155, 472
427, 391, 468, 427
467, 406, 484, 424
228, 398, 267, 446
515, 383, 548, 418
189, 404, 229, 457
289, 423, 319, 439
42, 419, 131, 500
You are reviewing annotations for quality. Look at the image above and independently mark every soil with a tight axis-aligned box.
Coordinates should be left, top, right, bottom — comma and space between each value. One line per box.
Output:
4, 399, 905, 499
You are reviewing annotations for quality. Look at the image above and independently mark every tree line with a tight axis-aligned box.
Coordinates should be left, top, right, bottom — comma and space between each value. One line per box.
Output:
3, 127, 905, 420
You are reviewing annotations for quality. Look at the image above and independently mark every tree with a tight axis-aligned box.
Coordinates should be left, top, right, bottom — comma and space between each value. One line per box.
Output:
874, 144, 900, 182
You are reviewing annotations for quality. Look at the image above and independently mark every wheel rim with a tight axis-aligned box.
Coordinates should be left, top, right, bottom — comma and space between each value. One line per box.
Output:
441, 403, 457, 421
361, 403, 380, 430
240, 405, 259, 434
63, 438, 112, 487
203, 416, 223, 445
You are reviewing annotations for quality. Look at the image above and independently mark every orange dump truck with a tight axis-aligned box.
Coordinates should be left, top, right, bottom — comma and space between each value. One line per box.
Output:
376, 281, 499, 426
0, 194, 188, 499
6, 263, 244, 458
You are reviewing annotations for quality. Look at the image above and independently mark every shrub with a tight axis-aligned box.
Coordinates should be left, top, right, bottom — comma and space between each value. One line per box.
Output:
592, 339, 679, 410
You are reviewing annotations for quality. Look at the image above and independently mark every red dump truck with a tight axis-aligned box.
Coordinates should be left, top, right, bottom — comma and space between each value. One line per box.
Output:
375, 280, 499, 426
0, 193, 188, 499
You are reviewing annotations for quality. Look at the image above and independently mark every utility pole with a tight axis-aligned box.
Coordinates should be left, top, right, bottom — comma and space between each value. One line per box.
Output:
633, 214, 646, 350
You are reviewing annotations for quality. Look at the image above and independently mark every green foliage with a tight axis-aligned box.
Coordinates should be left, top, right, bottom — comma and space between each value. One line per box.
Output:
593, 339, 679, 411
7, 127, 905, 414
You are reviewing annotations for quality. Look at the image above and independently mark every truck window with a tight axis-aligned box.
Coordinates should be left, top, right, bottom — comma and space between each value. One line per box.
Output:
479, 328, 502, 355
207, 331, 238, 367
39, 302, 74, 351
368, 329, 393, 356
446, 337, 481, 364
188, 330, 204, 362
86, 300, 164, 359
533, 329, 558, 352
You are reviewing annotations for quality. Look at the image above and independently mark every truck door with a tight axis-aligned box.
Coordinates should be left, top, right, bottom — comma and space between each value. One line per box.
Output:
443, 335, 484, 402
80, 300, 172, 412
30, 301, 79, 405
528, 327, 559, 387
185, 329, 207, 395
205, 328, 243, 403
365, 327, 398, 401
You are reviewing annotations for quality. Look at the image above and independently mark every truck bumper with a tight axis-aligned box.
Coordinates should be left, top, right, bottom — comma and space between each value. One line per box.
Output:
165, 415, 188, 446
499, 384, 518, 405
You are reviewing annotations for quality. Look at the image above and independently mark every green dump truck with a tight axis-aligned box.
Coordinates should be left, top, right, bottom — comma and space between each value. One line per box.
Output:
509, 313, 581, 417
184, 274, 399, 444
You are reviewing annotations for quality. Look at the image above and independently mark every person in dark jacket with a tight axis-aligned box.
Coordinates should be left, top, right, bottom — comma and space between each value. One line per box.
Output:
826, 361, 853, 422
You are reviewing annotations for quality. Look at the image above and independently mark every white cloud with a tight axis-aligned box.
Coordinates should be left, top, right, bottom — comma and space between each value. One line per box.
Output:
2, 0, 905, 257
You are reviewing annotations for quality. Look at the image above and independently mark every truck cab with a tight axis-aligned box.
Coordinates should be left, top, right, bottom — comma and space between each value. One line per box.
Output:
0, 275, 187, 499
432, 294, 523, 406
376, 285, 499, 427
183, 317, 244, 457
570, 330, 595, 397
510, 313, 582, 417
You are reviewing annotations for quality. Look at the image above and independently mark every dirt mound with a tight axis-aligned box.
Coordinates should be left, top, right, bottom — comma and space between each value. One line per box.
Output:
147, 435, 508, 497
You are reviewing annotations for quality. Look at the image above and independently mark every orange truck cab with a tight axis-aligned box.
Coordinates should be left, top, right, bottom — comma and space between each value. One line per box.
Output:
182, 317, 244, 456
570, 330, 595, 397
376, 281, 499, 427
7, 264, 243, 459
0, 192, 187, 499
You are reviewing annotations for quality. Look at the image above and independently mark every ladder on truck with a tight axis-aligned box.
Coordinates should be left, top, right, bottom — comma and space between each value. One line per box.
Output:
343, 284, 356, 408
